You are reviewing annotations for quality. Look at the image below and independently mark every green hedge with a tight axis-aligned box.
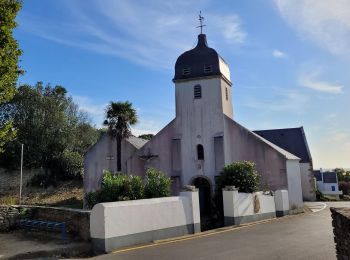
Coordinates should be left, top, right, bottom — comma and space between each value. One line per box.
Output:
218, 161, 260, 193
85, 168, 171, 209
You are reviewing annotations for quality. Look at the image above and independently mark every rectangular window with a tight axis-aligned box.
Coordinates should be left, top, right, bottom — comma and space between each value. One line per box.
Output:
182, 68, 191, 75
204, 65, 212, 73
225, 87, 228, 100
194, 85, 202, 99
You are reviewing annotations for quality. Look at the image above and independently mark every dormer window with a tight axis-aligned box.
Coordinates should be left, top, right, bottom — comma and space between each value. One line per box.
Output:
182, 68, 191, 75
204, 65, 212, 73
194, 85, 202, 99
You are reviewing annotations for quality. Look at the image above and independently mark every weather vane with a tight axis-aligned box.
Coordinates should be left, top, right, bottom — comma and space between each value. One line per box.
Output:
197, 11, 206, 34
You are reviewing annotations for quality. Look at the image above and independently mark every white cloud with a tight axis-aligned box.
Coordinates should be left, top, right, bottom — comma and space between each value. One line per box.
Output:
299, 70, 344, 94
73, 95, 107, 126
20, 0, 246, 69
273, 0, 350, 58
272, 49, 287, 58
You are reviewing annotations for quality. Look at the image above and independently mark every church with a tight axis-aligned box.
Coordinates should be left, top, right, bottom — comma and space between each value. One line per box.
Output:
84, 32, 315, 212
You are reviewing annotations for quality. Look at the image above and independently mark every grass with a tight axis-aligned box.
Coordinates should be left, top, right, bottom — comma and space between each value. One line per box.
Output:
0, 180, 83, 209
0, 196, 18, 205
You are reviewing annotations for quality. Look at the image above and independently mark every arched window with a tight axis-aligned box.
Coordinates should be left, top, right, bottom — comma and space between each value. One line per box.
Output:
194, 85, 202, 99
197, 144, 204, 160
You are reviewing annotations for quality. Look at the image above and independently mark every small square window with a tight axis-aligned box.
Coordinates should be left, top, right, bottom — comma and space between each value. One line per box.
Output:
204, 65, 212, 73
182, 68, 191, 75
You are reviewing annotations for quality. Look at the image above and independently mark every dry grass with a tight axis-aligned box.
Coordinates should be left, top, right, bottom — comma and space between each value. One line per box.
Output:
0, 180, 84, 209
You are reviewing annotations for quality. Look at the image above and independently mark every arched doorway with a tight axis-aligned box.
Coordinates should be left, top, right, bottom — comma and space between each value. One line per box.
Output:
192, 177, 211, 215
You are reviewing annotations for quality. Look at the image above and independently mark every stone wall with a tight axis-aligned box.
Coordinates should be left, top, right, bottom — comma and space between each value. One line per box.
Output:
0, 205, 90, 241
0, 168, 44, 196
0, 205, 20, 231
331, 207, 350, 259
21, 205, 91, 241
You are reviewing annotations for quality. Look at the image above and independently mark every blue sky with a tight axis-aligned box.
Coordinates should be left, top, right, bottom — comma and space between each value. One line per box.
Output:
15, 0, 350, 169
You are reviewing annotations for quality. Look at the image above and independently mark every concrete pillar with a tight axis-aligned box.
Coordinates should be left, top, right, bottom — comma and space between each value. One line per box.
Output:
180, 188, 201, 233
222, 186, 239, 226
275, 190, 289, 217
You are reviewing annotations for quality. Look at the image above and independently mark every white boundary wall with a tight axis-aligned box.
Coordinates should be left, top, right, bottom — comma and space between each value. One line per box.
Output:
275, 190, 289, 217
90, 191, 200, 253
223, 189, 290, 226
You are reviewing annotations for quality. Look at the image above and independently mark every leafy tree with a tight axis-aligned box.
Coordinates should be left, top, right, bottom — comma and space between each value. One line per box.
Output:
0, 0, 23, 153
144, 168, 172, 198
335, 168, 350, 182
138, 134, 154, 140
0, 82, 100, 180
104, 101, 138, 171
218, 161, 260, 193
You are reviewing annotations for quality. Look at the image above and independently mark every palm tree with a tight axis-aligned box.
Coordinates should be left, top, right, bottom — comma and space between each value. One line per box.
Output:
104, 101, 138, 171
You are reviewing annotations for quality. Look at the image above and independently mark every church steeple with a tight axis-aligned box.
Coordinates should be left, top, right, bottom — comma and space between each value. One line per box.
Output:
173, 33, 231, 84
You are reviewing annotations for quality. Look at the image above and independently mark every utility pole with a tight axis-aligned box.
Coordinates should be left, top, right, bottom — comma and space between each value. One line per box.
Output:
19, 144, 23, 205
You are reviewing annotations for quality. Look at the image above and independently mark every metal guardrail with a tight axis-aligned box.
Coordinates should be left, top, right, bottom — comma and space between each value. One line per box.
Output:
19, 219, 67, 241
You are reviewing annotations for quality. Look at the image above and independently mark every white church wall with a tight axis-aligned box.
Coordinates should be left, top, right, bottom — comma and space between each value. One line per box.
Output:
220, 78, 233, 119
286, 160, 304, 211
90, 190, 200, 253
223, 117, 289, 191
84, 135, 143, 195
84, 135, 117, 194
223, 188, 276, 226
300, 162, 316, 201
128, 119, 176, 177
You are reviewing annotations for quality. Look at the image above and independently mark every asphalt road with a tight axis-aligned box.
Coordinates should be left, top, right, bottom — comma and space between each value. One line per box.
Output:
94, 202, 349, 260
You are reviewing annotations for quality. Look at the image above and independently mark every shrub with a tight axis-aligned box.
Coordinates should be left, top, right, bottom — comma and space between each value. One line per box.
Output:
85, 191, 101, 209
218, 161, 260, 193
144, 168, 172, 198
339, 181, 350, 195
85, 169, 171, 209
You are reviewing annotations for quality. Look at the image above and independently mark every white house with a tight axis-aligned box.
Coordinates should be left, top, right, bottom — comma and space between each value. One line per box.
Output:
314, 170, 342, 199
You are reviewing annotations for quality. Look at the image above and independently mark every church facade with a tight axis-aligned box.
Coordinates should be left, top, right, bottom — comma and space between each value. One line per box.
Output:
84, 33, 310, 211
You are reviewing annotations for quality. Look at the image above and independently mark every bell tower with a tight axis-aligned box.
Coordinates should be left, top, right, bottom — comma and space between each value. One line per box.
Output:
172, 32, 233, 187
173, 33, 233, 119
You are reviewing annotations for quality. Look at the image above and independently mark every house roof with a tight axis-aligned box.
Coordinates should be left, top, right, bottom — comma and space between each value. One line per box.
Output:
126, 135, 148, 149
253, 127, 312, 163
173, 34, 229, 82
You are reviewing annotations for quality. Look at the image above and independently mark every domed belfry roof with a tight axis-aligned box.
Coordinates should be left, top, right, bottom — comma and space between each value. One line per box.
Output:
173, 34, 231, 84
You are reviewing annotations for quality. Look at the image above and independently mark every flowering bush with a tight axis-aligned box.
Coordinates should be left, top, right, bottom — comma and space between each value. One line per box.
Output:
218, 161, 260, 193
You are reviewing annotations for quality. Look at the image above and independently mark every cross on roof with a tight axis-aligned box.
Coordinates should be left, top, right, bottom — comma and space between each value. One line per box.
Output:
197, 11, 206, 34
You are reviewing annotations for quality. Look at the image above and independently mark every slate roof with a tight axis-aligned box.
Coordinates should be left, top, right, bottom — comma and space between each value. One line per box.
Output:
173, 34, 225, 82
126, 135, 148, 149
253, 127, 312, 163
